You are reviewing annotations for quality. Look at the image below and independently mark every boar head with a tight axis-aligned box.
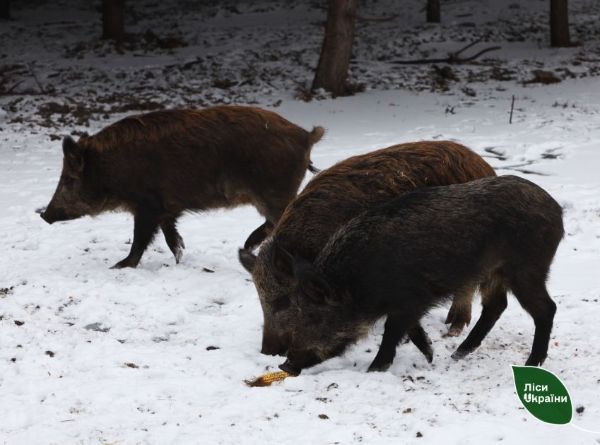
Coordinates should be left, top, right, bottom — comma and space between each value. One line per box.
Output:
241, 242, 369, 373
40, 136, 104, 224
277, 246, 371, 375
240, 242, 295, 356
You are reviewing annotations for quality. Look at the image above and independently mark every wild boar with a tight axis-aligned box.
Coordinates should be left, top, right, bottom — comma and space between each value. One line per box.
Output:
239, 141, 496, 355
40, 106, 324, 268
274, 175, 564, 375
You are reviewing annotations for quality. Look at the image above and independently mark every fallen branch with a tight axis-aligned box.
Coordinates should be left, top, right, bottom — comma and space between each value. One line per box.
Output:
456, 46, 501, 62
2, 79, 25, 94
454, 39, 482, 57
391, 40, 501, 65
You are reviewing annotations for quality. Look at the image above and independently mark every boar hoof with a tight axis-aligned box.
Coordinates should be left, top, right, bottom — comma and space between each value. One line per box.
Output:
367, 360, 392, 373
110, 258, 139, 269
450, 349, 469, 361
174, 247, 183, 264
444, 323, 466, 337
422, 347, 434, 364
524, 355, 546, 367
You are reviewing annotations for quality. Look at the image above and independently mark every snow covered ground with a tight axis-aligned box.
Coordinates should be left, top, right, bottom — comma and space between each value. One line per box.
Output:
1, 1, 600, 444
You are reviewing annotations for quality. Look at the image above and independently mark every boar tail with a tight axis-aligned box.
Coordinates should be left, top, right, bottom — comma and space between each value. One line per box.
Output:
308, 126, 325, 147
306, 126, 324, 174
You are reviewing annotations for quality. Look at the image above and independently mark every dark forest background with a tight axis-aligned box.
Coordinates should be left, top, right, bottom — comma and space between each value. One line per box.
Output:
1, 0, 598, 132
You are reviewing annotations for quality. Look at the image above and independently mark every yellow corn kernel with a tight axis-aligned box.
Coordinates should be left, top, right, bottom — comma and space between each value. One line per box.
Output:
245, 370, 291, 387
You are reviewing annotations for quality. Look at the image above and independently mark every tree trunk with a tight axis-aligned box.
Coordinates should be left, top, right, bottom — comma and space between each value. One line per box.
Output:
550, 0, 570, 47
0, 0, 10, 20
426, 0, 440, 23
102, 0, 125, 42
312, 0, 358, 97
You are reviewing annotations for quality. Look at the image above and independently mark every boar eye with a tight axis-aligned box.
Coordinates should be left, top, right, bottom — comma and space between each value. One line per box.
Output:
271, 295, 291, 313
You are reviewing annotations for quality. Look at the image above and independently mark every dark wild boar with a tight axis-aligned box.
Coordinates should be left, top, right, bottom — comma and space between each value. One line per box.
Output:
273, 175, 564, 376
239, 141, 495, 355
41, 106, 324, 268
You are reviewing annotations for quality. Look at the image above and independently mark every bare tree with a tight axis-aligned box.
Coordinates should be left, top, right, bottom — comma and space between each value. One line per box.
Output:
0, 0, 10, 20
102, 0, 125, 42
426, 0, 440, 23
312, 0, 358, 96
550, 0, 570, 47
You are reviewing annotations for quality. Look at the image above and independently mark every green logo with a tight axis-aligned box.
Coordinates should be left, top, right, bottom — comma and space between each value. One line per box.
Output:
512, 365, 573, 425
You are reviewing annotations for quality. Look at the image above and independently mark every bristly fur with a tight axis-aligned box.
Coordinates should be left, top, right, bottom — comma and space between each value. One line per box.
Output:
243, 140, 496, 356
283, 175, 564, 373
41, 106, 324, 268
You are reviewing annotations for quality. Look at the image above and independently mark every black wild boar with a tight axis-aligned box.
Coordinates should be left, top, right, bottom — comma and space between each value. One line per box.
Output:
239, 141, 496, 355
40, 106, 324, 268
270, 175, 563, 375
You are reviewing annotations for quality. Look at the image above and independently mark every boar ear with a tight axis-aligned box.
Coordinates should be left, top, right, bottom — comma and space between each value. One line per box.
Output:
292, 256, 334, 306
238, 248, 257, 274
62, 136, 84, 173
272, 242, 295, 279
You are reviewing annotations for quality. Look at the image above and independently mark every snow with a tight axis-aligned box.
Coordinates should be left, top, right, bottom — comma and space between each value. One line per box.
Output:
1, 1, 600, 444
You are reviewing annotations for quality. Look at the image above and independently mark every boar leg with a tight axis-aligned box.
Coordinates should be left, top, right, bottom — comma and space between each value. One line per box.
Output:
161, 218, 185, 263
444, 285, 475, 337
368, 313, 409, 372
406, 324, 433, 363
510, 278, 556, 367
244, 220, 274, 251
369, 316, 433, 372
111, 212, 160, 269
452, 276, 507, 360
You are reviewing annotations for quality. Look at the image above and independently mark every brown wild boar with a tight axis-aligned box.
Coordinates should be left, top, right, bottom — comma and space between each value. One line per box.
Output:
239, 141, 496, 355
41, 106, 324, 268
274, 176, 564, 375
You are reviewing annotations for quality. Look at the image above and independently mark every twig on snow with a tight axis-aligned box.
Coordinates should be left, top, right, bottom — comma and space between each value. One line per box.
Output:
2, 79, 26, 94
391, 40, 501, 65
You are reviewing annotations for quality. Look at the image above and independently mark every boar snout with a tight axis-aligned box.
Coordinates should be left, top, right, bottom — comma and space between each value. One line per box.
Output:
280, 349, 321, 374
40, 206, 68, 224
279, 359, 301, 376
40, 210, 54, 224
